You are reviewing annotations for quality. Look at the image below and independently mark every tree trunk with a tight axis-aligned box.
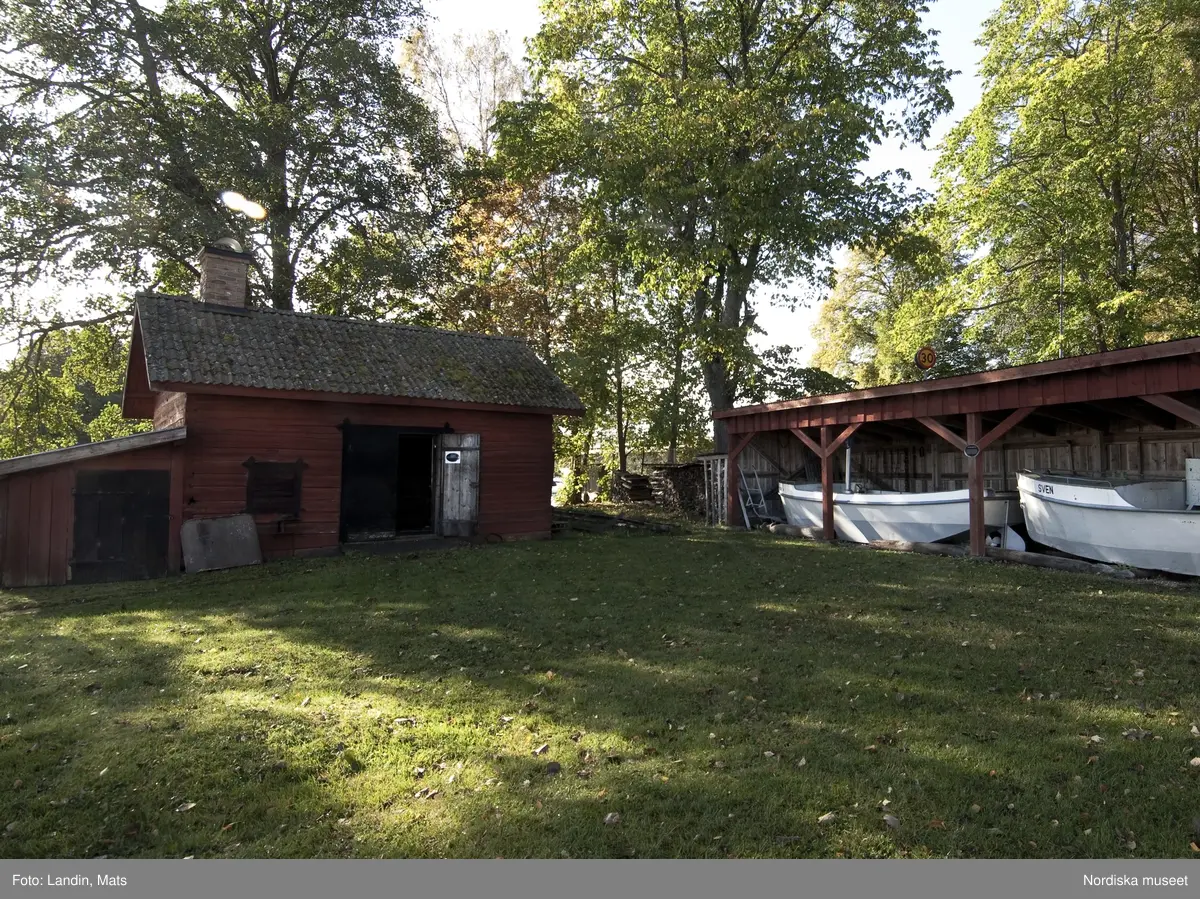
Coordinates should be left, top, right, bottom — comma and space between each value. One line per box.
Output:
268, 146, 294, 310
612, 277, 627, 472
699, 242, 760, 452
667, 321, 684, 463
615, 366, 627, 472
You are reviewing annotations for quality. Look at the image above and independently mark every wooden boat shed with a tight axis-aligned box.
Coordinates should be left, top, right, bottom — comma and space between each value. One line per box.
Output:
715, 338, 1200, 556
0, 243, 584, 588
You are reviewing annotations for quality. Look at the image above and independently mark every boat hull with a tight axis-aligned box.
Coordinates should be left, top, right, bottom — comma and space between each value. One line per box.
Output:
778, 482, 1024, 547
1017, 473, 1200, 576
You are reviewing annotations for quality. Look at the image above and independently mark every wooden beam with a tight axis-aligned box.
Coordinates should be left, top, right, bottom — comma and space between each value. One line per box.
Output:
0, 427, 187, 478
917, 417, 967, 452
789, 427, 821, 457
825, 422, 862, 458
1036, 404, 1111, 433
728, 431, 756, 461
1086, 398, 1177, 430
976, 407, 1038, 452
1018, 414, 1062, 438
820, 426, 835, 540
967, 412, 986, 558
1143, 394, 1200, 429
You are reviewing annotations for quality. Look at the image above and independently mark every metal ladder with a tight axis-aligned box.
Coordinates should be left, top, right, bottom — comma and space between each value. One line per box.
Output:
738, 469, 776, 529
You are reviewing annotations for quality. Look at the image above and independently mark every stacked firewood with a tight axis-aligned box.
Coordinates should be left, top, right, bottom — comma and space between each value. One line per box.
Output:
648, 462, 707, 519
611, 470, 654, 502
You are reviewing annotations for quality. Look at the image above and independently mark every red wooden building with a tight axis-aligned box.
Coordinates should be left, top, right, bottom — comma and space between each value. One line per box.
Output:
0, 243, 583, 588
716, 338, 1200, 556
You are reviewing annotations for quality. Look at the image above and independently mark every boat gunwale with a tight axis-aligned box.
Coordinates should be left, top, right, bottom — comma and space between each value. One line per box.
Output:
779, 482, 1016, 508
1016, 472, 1199, 514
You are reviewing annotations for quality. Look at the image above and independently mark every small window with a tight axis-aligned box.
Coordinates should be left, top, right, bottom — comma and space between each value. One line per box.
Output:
243, 458, 306, 518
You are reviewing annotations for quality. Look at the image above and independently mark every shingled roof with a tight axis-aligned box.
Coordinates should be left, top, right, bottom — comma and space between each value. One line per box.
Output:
133, 293, 584, 413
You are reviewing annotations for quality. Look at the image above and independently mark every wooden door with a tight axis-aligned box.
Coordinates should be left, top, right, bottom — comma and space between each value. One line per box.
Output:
72, 470, 170, 583
439, 434, 480, 537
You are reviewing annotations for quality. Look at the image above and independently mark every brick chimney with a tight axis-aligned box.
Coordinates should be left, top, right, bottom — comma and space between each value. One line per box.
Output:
197, 239, 251, 307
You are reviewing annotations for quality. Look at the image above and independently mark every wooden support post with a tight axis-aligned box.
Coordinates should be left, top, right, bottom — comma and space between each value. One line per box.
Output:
967, 412, 986, 557
820, 425, 835, 540
726, 431, 756, 529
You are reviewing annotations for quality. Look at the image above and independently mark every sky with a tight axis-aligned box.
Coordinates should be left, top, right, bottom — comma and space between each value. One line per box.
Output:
425, 0, 996, 362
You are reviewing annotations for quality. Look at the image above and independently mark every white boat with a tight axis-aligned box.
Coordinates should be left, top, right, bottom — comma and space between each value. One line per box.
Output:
1017, 472, 1200, 575
777, 481, 1026, 549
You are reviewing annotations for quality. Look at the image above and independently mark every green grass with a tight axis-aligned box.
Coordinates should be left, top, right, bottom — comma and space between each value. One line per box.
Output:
2, 530, 1199, 859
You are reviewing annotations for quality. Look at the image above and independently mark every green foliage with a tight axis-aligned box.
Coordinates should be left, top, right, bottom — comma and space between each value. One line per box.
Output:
813, 221, 992, 386
814, 0, 1200, 379
740, 345, 854, 403
0, 322, 149, 459
507, 0, 953, 444
0, 0, 452, 313
935, 0, 1200, 362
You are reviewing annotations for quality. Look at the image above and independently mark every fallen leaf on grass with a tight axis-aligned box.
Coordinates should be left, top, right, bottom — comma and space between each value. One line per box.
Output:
221, 823, 235, 832
1190, 758, 1200, 768
300, 697, 310, 707
928, 819, 946, 829
1191, 842, 1200, 853
817, 812, 836, 825
604, 812, 621, 826
883, 814, 901, 830
176, 802, 196, 813
532, 743, 550, 756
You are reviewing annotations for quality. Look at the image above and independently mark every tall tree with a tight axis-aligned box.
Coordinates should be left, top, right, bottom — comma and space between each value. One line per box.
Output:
405, 29, 527, 159
509, 0, 952, 448
0, 0, 450, 318
813, 223, 990, 386
936, 0, 1200, 362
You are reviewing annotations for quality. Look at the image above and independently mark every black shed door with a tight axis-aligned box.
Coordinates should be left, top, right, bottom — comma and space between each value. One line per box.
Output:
72, 470, 171, 584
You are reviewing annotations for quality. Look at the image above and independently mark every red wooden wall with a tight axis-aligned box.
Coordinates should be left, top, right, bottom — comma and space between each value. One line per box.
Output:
0, 443, 183, 588
181, 393, 555, 559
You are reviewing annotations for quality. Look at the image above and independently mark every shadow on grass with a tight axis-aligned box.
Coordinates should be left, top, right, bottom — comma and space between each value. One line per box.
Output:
2, 531, 1199, 858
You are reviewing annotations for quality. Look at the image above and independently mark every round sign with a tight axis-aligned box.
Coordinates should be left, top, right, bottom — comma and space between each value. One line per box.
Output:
963, 443, 980, 458
915, 346, 937, 370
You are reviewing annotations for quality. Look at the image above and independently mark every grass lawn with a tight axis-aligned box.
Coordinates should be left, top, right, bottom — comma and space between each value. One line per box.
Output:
2, 529, 1200, 859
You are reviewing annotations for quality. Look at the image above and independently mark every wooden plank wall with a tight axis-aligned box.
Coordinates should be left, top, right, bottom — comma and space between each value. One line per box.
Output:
737, 424, 1200, 496
182, 394, 555, 559
0, 444, 177, 588
843, 425, 1200, 493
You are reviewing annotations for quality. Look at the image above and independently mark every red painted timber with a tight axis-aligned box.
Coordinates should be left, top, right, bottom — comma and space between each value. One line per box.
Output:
182, 393, 557, 555
1, 444, 177, 587
820, 426, 835, 540
24, 470, 51, 586
967, 413, 985, 557
5, 475, 30, 588
48, 467, 72, 585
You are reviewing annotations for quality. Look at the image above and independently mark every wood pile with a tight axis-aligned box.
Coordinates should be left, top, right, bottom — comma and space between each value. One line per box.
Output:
553, 508, 681, 535
611, 470, 654, 502
648, 462, 707, 520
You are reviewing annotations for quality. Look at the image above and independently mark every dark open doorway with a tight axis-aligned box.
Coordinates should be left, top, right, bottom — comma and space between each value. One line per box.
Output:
340, 425, 435, 542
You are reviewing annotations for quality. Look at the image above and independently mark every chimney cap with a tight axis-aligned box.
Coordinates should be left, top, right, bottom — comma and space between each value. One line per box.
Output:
197, 238, 251, 261
212, 236, 244, 253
